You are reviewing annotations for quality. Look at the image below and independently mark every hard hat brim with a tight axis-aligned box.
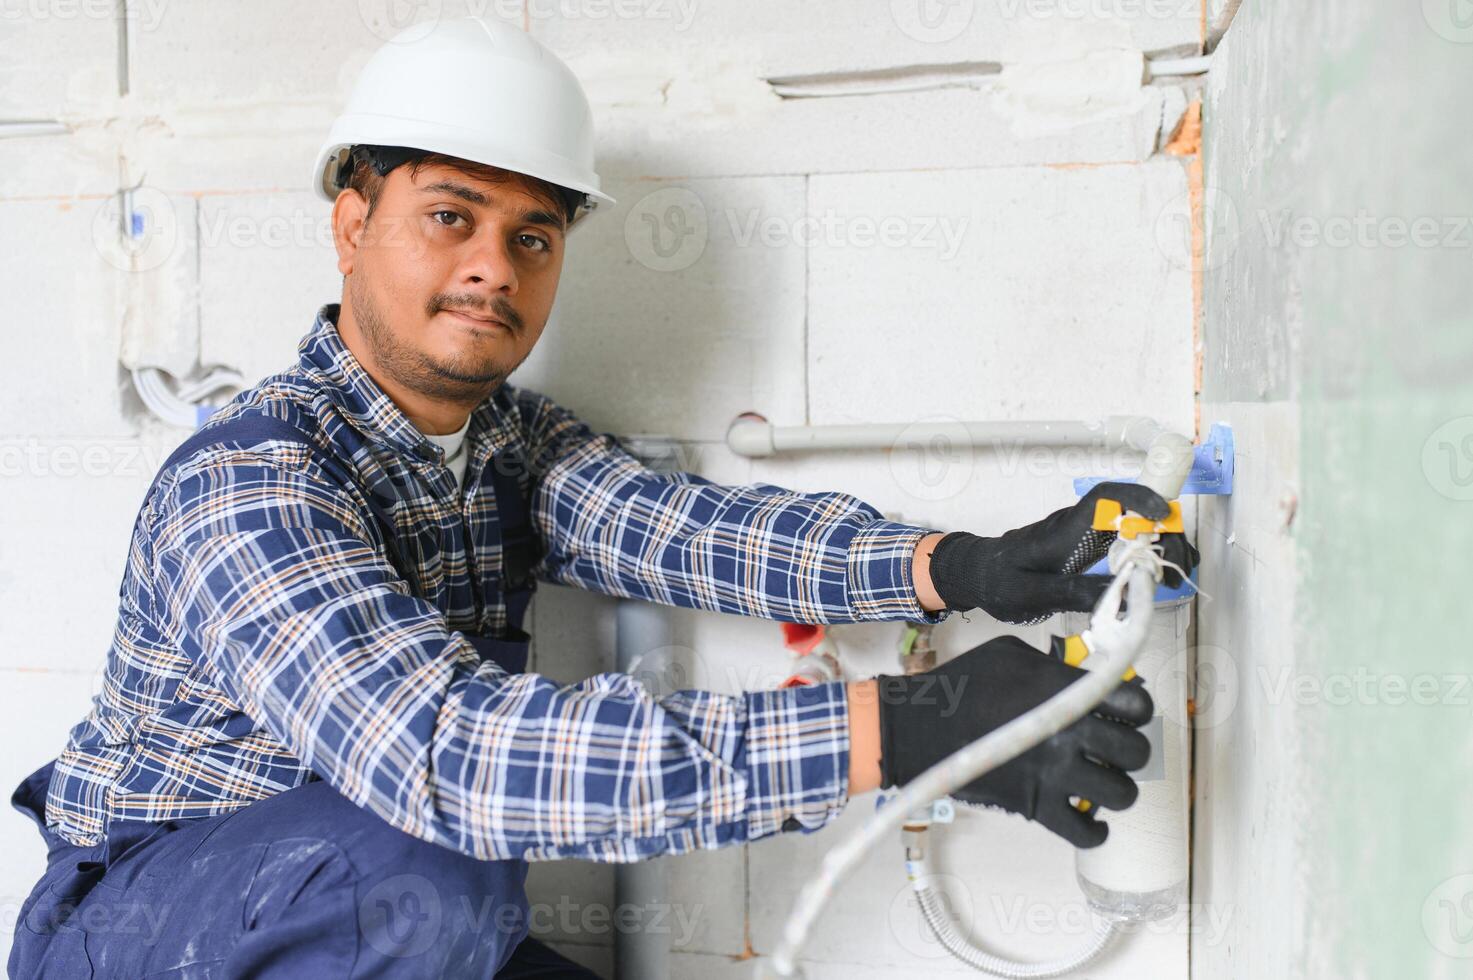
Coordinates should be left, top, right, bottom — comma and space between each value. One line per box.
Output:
313, 122, 616, 223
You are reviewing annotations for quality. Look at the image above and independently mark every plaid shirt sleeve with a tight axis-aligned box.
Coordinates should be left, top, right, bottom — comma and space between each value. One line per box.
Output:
515, 387, 951, 627
149, 444, 858, 863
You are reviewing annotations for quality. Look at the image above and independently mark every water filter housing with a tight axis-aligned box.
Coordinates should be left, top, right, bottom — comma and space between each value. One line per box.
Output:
1065, 590, 1192, 922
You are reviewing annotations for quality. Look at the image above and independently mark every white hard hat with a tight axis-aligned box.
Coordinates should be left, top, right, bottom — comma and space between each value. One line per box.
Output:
313, 16, 614, 225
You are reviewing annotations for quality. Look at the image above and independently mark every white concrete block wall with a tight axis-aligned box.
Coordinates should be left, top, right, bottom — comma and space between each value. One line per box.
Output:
804, 163, 1194, 429
197, 192, 345, 383
533, 0, 1201, 81
514, 175, 809, 442
0, 8, 115, 119
0, 2, 1200, 975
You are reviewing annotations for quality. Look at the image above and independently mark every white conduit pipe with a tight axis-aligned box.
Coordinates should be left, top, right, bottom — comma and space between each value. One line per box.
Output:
0, 120, 69, 139
727, 417, 1120, 456
132, 367, 246, 429
1119, 418, 1196, 499
726, 415, 1194, 467
762, 558, 1158, 979
1146, 54, 1213, 78
132, 367, 207, 429
615, 600, 673, 980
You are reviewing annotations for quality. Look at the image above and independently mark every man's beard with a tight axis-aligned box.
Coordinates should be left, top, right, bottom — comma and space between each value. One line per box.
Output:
349, 276, 529, 403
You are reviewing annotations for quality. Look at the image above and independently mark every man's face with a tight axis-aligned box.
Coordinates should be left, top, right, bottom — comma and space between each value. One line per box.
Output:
332, 159, 567, 404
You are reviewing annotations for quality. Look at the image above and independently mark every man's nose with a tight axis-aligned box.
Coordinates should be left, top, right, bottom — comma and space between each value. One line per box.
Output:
457, 234, 519, 294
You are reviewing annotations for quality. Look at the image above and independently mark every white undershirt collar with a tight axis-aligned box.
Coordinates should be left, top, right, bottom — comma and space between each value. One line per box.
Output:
420, 415, 473, 488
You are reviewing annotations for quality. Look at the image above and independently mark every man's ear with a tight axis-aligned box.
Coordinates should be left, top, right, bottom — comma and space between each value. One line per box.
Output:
332, 188, 370, 277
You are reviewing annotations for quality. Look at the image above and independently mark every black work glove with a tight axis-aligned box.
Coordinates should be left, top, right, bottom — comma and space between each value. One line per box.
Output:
927, 481, 1200, 625
877, 635, 1152, 848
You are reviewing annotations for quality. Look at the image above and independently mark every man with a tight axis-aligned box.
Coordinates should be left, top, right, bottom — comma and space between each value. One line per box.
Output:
7, 17, 1195, 979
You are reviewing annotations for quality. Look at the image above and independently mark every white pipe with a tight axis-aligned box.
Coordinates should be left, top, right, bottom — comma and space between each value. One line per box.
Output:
0, 120, 68, 139
1116, 417, 1194, 499
132, 367, 245, 429
726, 414, 1194, 498
174, 367, 246, 404
132, 367, 205, 429
1146, 54, 1213, 77
769, 76, 989, 99
615, 600, 672, 980
726, 415, 1183, 459
612, 441, 683, 980
765, 63, 1001, 101
761, 556, 1160, 978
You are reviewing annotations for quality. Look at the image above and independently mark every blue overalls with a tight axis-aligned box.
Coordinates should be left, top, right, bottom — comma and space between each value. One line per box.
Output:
8, 415, 598, 979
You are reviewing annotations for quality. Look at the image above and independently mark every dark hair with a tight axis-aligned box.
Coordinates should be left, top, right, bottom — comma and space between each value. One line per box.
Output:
344, 147, 585, 226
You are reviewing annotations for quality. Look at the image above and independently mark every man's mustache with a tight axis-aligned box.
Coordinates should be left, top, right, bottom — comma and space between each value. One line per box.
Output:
428, 295, 523, 333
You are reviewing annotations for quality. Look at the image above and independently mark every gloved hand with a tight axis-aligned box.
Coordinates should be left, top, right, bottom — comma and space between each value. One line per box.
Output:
927, 482, 1199, 624
877, 635, 1152, 848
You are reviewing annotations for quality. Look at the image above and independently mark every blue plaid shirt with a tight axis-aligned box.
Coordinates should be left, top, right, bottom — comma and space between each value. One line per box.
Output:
45, 305, 948, 861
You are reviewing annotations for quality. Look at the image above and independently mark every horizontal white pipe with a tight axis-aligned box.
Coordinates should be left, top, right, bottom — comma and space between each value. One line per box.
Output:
0, 120, 68, 139
766, 62, 1001, 100
769, 75, 989, 99
1147, 54, 1213, 77
727, 415, 1184, 459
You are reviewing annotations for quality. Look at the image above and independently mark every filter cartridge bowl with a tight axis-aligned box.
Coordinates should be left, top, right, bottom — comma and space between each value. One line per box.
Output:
1066, 596, 1192, 921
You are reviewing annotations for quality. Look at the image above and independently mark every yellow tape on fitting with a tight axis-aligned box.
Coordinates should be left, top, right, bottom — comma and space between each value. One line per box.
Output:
1091, 498, 1184, 539
1062, 635, 1136, 681
1062, 634, 1088, 668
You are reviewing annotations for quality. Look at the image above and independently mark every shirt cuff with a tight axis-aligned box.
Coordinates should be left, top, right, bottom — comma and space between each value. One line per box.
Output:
739, 681, 851, 841
845, 520, 952, 624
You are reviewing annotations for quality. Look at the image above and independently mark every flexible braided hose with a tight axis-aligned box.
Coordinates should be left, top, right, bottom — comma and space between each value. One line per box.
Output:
906, 840, 1116, 977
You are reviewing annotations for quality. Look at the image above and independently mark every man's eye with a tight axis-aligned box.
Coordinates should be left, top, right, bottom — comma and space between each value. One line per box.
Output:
518, 234, 550, 252
432, 211, 465, 227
